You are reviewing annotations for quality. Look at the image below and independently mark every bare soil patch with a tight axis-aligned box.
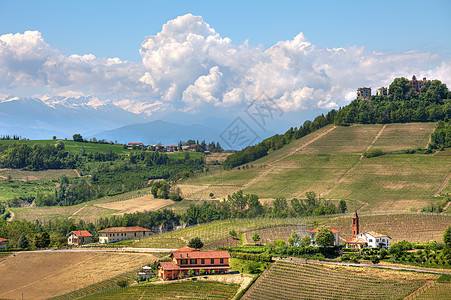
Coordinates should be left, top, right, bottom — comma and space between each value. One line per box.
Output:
95, 194, 173, 214
0, 251, 156, 300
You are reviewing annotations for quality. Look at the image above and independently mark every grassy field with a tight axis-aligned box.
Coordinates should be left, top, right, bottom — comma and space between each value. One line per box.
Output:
371, 123, 436, 151
244, 153, 360, 199
80, 281, 240, 300
242, 261, 435, 300
127, 218, 313, 249
169, 122, 449, 212
0, 252, 157, 300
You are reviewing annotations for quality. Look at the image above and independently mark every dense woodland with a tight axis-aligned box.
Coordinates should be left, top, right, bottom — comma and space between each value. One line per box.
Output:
224, 77, 451, 169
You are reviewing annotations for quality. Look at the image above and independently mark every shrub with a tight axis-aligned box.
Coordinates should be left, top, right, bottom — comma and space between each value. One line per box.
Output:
363, 149, 384, 158
116, 279, 128, 288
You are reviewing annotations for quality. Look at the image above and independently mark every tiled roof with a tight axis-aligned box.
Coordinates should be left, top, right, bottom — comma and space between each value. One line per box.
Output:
171, 250, 230, 259
309, 228, 339, 234
0, 238, 8, 242
69, 230, 92, 237
167, 145, 177, 147
98, 227, 152, 233
345, 237, 367, 244
158, 262, 180, 271
174, 247, 196, 252
366, 231, 390, 238
353, 211, 358, 218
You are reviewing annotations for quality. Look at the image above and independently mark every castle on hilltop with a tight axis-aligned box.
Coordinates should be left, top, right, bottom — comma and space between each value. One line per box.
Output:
358, 75, 427, 99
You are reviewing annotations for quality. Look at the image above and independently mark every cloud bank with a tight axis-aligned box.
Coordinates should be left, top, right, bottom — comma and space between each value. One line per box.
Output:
1, 14, 450, 114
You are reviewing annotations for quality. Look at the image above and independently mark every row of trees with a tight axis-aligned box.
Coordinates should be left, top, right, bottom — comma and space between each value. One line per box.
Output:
0, 191, 345, 249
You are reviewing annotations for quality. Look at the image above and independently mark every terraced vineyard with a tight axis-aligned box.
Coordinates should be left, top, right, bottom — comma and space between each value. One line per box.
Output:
175, 122, 448, 211
80, 281, 240, 300
132, 218, 312, 248
322, 212, 451, 243
243, 261, 426, 300
413, 282, 451, 299
51, 271, 137, 300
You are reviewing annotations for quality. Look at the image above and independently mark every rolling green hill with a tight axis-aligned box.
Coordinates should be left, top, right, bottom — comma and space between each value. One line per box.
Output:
178, 122, 451, 212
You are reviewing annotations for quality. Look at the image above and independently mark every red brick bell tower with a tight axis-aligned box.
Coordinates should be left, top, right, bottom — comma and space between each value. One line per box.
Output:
352, 211, 359, 237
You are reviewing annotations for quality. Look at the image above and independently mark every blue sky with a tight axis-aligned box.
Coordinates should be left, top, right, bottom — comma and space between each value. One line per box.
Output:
1, 0, 450, 61
0, 0, 450, 136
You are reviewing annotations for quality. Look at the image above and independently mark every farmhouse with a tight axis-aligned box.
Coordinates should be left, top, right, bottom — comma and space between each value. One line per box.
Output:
67, 230, 93, 245
309, 227, 340, 246
166, 145, 178, 152
345, 212, 391, 249
157, 247, 230, 280
0, 237, 7, 250
98, 226, 153, 244
127, 142, 143, 150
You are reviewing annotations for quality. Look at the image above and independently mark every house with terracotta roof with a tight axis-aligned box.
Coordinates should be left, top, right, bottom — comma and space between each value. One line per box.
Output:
67, 230, 93, 245
157, 247, 230, 280
166, 145, 178, 152
345, 212, 391, 249
98, 227, 153, 244
309, 227, 340, 246
0, 237, 8, 250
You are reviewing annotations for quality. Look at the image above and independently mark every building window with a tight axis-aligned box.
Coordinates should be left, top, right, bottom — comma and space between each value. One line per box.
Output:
190, 259, 197, 265
181, 259, 187, 265
201, 259, 205, 264
220, 258, 224, 264
369, 239, 372, 243
211, 259, 214, 264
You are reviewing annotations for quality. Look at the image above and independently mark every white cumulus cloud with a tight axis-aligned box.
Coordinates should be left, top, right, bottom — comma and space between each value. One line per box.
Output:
0, 14, 450, 116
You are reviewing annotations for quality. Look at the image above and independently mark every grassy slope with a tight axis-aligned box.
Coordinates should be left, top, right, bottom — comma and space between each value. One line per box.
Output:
177, 122, 450, 211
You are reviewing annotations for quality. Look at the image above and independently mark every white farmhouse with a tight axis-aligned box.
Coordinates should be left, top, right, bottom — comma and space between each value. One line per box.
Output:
98, 226, 153, 244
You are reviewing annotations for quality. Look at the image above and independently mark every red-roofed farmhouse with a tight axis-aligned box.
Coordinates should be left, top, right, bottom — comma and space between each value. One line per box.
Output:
98, 227, 153, 244
157, 248, 230, 280
67, 230, 93, 245
309, 227, 340, 246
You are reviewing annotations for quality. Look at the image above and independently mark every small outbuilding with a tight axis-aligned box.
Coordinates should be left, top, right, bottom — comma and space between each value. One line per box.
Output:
136, 266, 154, 281
0, 237, 8, 250
67, 231, 93, 246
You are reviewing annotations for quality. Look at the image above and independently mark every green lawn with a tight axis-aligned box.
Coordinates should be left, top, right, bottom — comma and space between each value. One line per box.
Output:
0, 179, 56, 203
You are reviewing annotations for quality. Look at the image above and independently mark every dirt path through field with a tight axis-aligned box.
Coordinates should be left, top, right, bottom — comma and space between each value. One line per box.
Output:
360, 124, 387, 159
69, 205, 87, 218
243, 126, 337, 189
73, 168, 81, 177
95, 194, 173, 214
435, 172, 451, 197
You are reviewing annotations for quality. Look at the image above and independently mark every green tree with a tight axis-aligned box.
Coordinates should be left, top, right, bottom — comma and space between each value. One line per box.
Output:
338, 200, 347, 213
315, 226, 335, 247
288, 237, 295, 246
18, 234, 29, 249
188, 237, 204, 249
72, 133, 83, 142
444, 226, 451, 247
34, 231, 50, 248
229, 229, 238, 240
252, 232, 260, 245
300, 235, 311, 247
188, 269, 195, 277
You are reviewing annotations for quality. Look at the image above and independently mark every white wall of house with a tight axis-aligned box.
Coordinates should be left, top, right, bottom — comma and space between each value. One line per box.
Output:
358, 233, 390, 248
98, 231, 151, 244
